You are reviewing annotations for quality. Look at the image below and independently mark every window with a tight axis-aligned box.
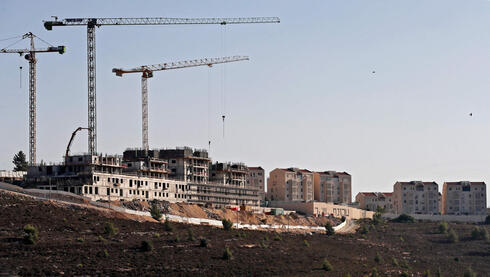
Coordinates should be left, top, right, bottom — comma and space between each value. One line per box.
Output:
95, 187, 98, 195
107, 188, 110, 195
129, 180, 133, 187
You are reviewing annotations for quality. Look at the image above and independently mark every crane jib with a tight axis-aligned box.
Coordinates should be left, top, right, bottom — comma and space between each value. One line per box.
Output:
44, 17, 280, 30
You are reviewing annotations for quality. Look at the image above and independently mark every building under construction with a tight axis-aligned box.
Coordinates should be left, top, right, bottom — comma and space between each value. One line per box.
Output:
25, 147, 261, 207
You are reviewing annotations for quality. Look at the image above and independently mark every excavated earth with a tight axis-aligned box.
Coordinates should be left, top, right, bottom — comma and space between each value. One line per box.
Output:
1, 190, 489, 276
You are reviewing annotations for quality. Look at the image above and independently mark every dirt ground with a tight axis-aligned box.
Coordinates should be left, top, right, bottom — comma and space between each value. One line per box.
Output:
1, 190, 489, 276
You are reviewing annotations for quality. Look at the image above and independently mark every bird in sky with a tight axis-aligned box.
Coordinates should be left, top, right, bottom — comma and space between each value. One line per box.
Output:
469, 113, 473, 116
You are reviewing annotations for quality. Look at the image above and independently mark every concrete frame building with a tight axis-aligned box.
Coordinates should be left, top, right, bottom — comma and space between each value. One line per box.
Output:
246, 166, 265, 201
210, 162, 248, 187
442, 181, 487, 215
355, 192, 393, 213
267, 168, 314, 202
392, 181, 440, 214
313, 171, 352, 204
25, 147, 261, 207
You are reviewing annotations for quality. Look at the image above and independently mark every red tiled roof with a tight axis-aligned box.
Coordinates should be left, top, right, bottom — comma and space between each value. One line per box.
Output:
247, 166, 263, 170
358, 192, 377, 197
382, 192, 393, 196
398, 181, 438, 186
445, 181, 486, 186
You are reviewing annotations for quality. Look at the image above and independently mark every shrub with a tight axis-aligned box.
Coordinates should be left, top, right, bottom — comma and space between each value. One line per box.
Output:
260, 241, 268, 248
264, 235, 269, 241
104, 222, 117, 236
23, 224, 38, 245
303, 240, 310, 247
141, 240, 153, 252
97, 235, 107, 242
163, 219, 173, 232
401, 272, 409, 277
485, 215, 490, 225
436, 268, 442, 277
392, 214, 415, 223
76, 237, 84, 243
150, 204, 162, 221
273, 233, 282, 241
341, 216, 346, 222
174, 234, 180, 243
325, 221, 335, 236
448, 229, 458, 243
199, 238, 208, 248
103, 249, 109, 258
438, 221, 449, 234
423, 269, 431, 277
322, 258, 333, 271
372, 267, 379, 277
392, 257, 399, 267
360, 225, 369, 235
187, 229, 196, 241
463, 267, 476, 277
374, 252, 383, 264
153, 233, 160, 238
222, 247, 233, 260
222, 219, 233, 231
373, 212, 384, 225
400, 236, 405, 242
471, 227, 488, 241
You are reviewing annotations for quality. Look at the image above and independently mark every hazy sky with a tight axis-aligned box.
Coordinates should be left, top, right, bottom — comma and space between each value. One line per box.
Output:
1, 0, 489, 204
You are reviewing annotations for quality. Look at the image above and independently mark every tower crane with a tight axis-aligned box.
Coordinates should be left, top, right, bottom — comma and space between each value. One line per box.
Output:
0, 32, 65, 165
43, 16, 280, 156
112, 55, 249, 151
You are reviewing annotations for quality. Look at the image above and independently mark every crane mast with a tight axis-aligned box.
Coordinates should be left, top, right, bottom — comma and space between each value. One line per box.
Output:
43, 16, 280, 156
112, 55, 249, 151
0, 33, 65, 165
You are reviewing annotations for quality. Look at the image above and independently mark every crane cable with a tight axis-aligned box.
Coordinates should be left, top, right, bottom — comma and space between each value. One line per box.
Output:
220, 25, 227, 139
207, 67, 212, 152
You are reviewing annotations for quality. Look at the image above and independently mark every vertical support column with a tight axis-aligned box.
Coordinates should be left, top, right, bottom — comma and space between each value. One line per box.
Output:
28, 53, 36, 165
141, 72, 149, 152
87, 20, 97, 156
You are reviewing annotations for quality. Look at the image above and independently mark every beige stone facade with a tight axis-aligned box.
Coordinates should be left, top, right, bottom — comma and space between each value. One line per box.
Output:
267, 168, 314, 201
392, 181, 440, 214
270, 201, 374, 219
246, 167, 265, 201
355, 192, 393, 212
442, 181, 487, 215
313, 171, 352, 204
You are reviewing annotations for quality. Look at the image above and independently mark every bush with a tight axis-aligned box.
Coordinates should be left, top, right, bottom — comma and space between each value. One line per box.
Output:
471, 227, 489, 241
325, 221, 335, 236
373, 212, 384, 225
436, 268, 442, 277
372, 267, 379, 277
163, 219, 173, 232
448, 229, 458, 243
423, 269, 431, 277
341, 216, 346, 222
322, 258, 333, 271
303, 240, 310, 247
104, 222, 117, 236
392, 258, 399, 267
199, 238, 208, 248
150, 204, 162, 221
401, 272, 409, 277
23, 224, 38, 245
360, 225, 369, 235
153, 233, 160, 238
222, 219, 233, 231
187, 229, 196, 241
76, 237, 85, 243
438, 221, 449, 234
174, 234, 180, 243
374, 252, 383, 264
392, 214, 415, 223
222, 247, 233, 260
463, 267, 476, 277
141, 240, 153, 252
273, 233, 282, 241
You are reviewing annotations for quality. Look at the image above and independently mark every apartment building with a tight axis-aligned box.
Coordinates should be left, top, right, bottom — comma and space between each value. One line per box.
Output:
25, 147, 260, 207
355, 192, 393, 213
210, 162, 248, 187
159, 147, 210, 183
246, 167, 265, 201
442, 181, 487, 215
313, 171, 352, 204
392, 181, 440, 214
267, 168, 314, 202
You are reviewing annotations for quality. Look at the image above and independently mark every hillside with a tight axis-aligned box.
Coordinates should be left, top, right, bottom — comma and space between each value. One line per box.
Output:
1, 190, 489, 276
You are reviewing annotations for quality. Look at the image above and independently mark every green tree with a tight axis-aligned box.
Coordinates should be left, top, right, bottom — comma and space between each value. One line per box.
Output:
150, 204, 162, 221
325, 221, 335, 236
12, 151, 28, 171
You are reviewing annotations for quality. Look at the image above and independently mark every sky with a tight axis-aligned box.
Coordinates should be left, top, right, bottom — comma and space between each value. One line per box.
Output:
1, 0, 490, 205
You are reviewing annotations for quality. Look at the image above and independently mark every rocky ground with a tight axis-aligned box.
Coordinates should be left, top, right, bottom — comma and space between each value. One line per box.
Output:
1, 190, 489, 276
